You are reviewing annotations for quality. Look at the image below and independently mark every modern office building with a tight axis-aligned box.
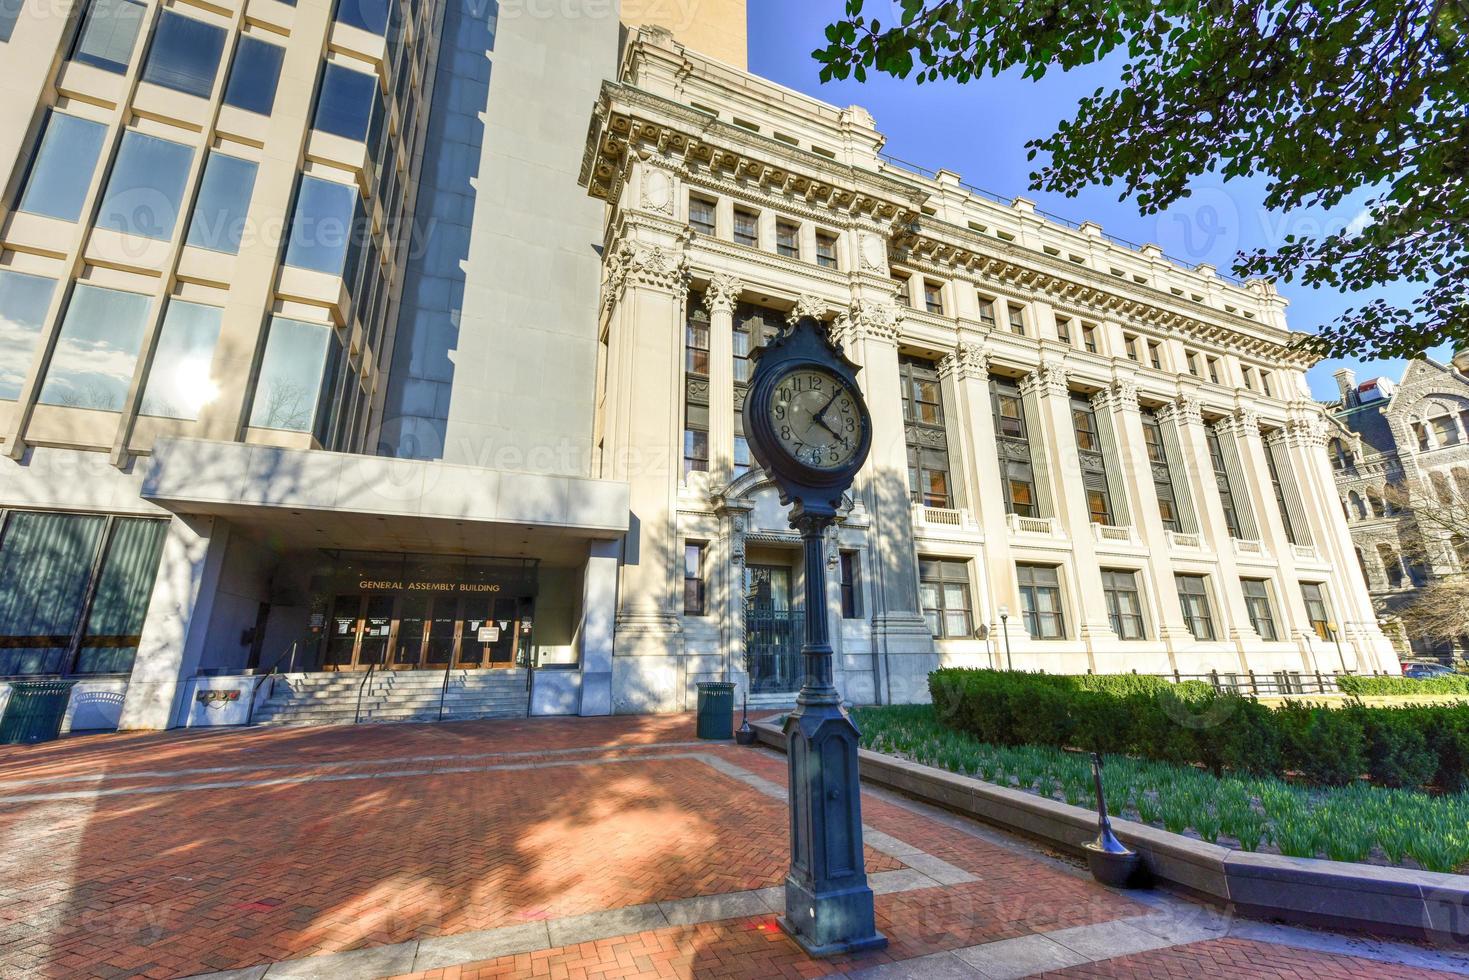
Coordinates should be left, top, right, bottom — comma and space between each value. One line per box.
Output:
0, 0, 1397, 734
1327, 356, 1469, 662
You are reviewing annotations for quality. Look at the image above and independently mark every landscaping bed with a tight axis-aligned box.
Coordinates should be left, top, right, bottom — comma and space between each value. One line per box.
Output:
850, 701, 1469, 874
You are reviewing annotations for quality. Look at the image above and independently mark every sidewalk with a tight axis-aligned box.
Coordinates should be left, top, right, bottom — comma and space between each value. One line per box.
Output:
0, 715, 1463, 979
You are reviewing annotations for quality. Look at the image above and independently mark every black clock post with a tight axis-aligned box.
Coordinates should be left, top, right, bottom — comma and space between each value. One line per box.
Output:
741, 315, 886, 957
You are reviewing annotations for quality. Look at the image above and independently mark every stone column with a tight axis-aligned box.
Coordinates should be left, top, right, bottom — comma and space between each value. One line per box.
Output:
1094, 382, 1193, 658
1281, 411, 1399, 672
118, 516, 229, 731
1162, 398, 1260, 664
830, 300, 936, 703
578, 539, 620, 716
604, 238, 689, 702
1019, 360, 1117, 653
940, 342, 1023, 640
1219, 411, 1317, 667
704, 274, 742, 486
716, 497, 753, 701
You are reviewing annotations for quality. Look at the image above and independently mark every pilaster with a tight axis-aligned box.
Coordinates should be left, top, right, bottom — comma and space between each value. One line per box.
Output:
1019, 361, 1117, 651
1094, 382, 1192, 656
830, 298, 935, 702
940, 343, 1023, 639
704, 274, 742, 485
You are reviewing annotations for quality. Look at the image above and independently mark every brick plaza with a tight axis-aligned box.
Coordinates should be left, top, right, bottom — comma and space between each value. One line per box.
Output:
0, 716, 1464, 979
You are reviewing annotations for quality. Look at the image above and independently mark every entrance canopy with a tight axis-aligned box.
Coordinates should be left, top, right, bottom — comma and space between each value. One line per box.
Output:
141, 438, 630, 565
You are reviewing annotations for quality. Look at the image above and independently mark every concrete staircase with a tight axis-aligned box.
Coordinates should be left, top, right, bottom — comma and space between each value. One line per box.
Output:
252, 669, 530, 726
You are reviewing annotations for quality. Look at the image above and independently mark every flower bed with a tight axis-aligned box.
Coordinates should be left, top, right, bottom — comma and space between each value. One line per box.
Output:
930, 668, 1469, 792
852, 703, 1469, 874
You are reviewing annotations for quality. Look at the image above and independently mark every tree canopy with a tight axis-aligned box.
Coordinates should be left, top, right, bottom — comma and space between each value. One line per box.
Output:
815, 0, 1469, 361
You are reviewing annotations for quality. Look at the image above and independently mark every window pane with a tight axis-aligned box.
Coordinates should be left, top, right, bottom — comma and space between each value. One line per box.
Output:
250, 316, 331, 431
72, 0, 145, 73
185, 153, 258, 254
283, 176, 357, 274
223, 35, 284, 115
142, 11, 226, 98
17, 112, 107, 221
313, 63, 378, 141
139, 300, 221, 419
0, 512, 106, 675
0, 270, 58, 400
74, 518, 167, 674
336, 0, 388, 34
38, 284, 150, 411
96, 131, 194, 240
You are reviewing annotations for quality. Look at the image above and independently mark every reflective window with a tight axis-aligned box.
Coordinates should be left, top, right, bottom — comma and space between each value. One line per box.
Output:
0, 270, 58, 400
142, 10, 226, 97
283, 176, 358, 275
38, 284, 151, 412
313, 63, 378, 141
919, 559, 972, 639
71, 0, 145, 73
1102, 569, 1145, 640
1018, 564, 1066, 639
1241, 579, 1279, 642
335, 0, 388, 34
0, 512, 105, 675
139, 300, 221, 419
223, 35, 284, 115
249, 316, 330, 431
1, 0, 23, 42
1175, 574, 1216, 641
74, 517, 167, 674
96, 131, 194, 240
17, 112, 107, 222
185, 153, 258, 254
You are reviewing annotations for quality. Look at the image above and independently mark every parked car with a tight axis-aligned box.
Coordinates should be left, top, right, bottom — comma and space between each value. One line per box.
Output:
1401, 662, 1457, 679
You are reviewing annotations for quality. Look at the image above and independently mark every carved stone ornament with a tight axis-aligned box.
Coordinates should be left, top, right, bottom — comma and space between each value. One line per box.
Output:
704, 273, 744, 314
1094, 380, 1139, 414
1019, 361, 1069, 399
938, 342, 988, 382
641, 165, 675, 216
1158, 395, 1202, 428
1285, 412, 1330, 448
609, 238, 690, 295
830, 300, 902, 349
787, 294, 828, 325
859, 233, 887, 272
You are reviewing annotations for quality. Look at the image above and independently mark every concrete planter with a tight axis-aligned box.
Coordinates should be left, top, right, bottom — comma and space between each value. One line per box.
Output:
750, 720, 1469, 946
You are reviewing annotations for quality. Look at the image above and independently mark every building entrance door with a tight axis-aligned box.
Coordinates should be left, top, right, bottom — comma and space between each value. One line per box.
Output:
746, 564, 802, 693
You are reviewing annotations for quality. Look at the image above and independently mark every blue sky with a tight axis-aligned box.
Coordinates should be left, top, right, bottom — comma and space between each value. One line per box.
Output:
746, 1, 1449, 400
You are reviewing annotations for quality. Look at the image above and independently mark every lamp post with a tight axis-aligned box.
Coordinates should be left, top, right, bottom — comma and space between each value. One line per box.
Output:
998, 604, 1013, 671
1328, 622, 1349, 674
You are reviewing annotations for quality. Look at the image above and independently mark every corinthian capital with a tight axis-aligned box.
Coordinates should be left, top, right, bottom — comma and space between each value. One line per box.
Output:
1157, 394, 1202, 428
1092, 380, 1140, 414
703, 273, 744, 314
830, 299, 903, 350
1018, 362, 1069, 400
938, 342, 989, 382
610, 238, 691, 295
787, 294, 829, 325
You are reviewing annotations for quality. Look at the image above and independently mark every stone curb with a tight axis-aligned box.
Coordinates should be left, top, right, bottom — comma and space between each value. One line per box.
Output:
750, 720, 1469, 947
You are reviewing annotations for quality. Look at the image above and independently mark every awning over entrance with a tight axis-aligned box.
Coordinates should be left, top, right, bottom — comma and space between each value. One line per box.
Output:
141, 438, 630, 564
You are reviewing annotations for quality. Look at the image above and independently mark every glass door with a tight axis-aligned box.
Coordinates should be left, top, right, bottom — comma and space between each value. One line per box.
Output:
457, 595, 494, 668
486, 595, 518, 667
357, 595, 394, 668
392, 593, 429, 668
323, 595, 362, 668
746, 565, 800, 692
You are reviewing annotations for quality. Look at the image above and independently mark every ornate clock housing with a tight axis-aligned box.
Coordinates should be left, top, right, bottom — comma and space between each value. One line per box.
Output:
742, 316, 873, 519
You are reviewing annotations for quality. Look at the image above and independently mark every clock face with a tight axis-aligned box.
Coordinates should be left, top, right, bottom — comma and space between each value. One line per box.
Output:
766, 367, 866, 472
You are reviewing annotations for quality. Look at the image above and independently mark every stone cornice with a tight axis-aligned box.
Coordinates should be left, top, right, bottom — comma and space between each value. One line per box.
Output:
584, 82, 926, 228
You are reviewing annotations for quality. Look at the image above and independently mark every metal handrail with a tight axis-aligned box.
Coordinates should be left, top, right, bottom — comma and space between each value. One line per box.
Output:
354, 660, 377, 725
437, 655, 454, 721
246, 642, 298, 726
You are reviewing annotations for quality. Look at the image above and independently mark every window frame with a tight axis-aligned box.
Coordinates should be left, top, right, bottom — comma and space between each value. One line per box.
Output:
1018, 563, 1066, 639
732, 207, 759, 248
1101, 569, 1146, 640
1175, 574, 1217, 641
687, 194, 716, 236
683, 542, 707, 616
1240, 578, 1280, 642
919, 558, 973, 639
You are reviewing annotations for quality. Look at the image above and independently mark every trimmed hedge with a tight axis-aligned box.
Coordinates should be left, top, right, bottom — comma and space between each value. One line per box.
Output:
929, 669, 1469, 792
1337, 674, 1469, 696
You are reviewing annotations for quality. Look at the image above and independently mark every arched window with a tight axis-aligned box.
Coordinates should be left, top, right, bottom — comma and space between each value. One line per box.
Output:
1356, 547, 1372, 585
1367, 490, 1386, 517
1378, 544, 1406, 589
1348, 490, 1367, 519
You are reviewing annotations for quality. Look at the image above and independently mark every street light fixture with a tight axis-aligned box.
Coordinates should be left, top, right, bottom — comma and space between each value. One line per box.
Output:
998, 604, 1013, 672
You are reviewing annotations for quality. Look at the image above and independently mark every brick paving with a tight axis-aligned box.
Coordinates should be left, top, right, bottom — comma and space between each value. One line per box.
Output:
1040, 937, 1458, 978
0, 713, 1460, 980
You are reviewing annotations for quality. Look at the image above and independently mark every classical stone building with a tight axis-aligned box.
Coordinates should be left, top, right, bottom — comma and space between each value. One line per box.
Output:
581, 28, 1399, 709
0, 1, 1396, 733
1327, 355, 1469, 662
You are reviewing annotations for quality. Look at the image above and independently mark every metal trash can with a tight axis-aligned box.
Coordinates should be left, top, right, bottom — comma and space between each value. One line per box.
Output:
695, 681, 735, 740
0, 681, 77, 745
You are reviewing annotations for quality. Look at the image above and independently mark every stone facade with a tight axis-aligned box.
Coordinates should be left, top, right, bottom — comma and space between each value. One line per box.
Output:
580, 29, 1400, 710
1327, 358, 1469, 662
